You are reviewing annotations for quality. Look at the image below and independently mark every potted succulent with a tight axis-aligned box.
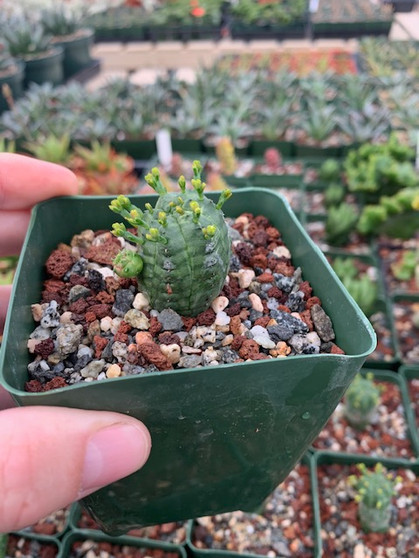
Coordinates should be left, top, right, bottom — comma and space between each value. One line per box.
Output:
41, 6, 95, 79
0, 161, 375, 534
314, 453, 418, 557
0, 42, 24, 113
2, 15, 63, 88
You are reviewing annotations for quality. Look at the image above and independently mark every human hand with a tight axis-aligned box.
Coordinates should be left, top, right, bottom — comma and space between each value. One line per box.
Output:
0, 154, 151, 532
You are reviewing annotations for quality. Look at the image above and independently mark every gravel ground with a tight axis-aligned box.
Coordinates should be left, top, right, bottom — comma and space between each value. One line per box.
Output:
313, 381, 416, 460
393, 301, 419, 365
25, 213, 344, 392
4, 535, 58, 558
191, 463, 315, 557
69, 540, 181, 558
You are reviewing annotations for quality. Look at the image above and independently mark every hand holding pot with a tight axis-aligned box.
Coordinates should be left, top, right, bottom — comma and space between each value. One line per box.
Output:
0, 154, 151, 532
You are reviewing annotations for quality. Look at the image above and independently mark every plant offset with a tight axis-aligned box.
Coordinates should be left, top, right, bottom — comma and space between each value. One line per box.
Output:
110, 161, 232, 316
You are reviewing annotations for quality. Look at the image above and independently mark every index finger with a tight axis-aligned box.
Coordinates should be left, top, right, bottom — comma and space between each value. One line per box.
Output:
0, 153, 79, 210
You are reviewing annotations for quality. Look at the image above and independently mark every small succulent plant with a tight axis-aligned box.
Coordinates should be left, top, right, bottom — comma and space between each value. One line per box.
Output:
3, 17, 52, 59
344, 372, 381, 429
41, 7, 81, 38
110, 161, 232, 316
348, 462, 401, 533
215, 136, 237, 176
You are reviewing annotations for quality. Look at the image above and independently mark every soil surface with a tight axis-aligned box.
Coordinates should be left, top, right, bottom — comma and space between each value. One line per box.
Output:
313, 381, 416, 460
25, 213, 344, 392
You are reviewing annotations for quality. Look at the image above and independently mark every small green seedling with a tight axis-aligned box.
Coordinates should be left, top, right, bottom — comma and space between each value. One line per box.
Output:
348, 462, 401, 533
344, 372, 381, 429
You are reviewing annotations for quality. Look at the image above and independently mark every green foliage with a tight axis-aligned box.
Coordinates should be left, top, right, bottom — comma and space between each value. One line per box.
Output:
344, 372, 381, 429
344, 134, 417, 203
231, 0, 307, 25
25, 134, 72, 164
0, 41, 16, 73
110, 161, 232, 316
332, 258, 378, 316
318, 159, 341, 182
391, 250, 418, 282
348, 463, 401, 533
0, 137, 16, 153
325, 203, 358, 246
357, 187, 419, 238
2, 16, 52, 59
324, 183, 345, 208
41, 7, 81, 37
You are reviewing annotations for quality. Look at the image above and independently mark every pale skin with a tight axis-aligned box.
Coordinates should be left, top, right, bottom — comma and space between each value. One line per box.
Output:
0, 154, 151, 532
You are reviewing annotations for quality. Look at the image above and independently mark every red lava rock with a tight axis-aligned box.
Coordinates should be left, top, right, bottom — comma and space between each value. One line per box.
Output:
238, 339, 260, 359
274, 261, 295, 276
138, 343, 173, 371
95, 290, 114, 304
299, 281, 313, 300
196, 308, 216, 326
43, 278, 66, 293
256, 272, 274, 283
225, 302, 241, 317
45, 249, 75, 279
252, 230, 269, 247
300, 309, 314, 331
114, 331, 129, 343
267, 286, 283, 298
246, 221, 258, 239
85, 311, 97, 323
87, 303, 112, 319
278, 304, 291, 313
230, 315, 243, 335
85, 239, 121, 265
93, 335, 108, 358
330, 343, 345, 355
181, 316, 196, 331
149, 315, 163, 336
34, 338, 55, 359
105, 276, 120, 295
69, 274, 89, 287
266, 226, 280, 240
69, 298, 89, 314
231, 335, 246, 351
43, 377, 67, 391
306, 296, 321, 310
254, 316, 271, 328
118, 321, 132, 334
25, 379, 43, 392
251, 253, 268, 268
234, 242, 253, 266
158, 332, 181, 345
254, 215, 270, 228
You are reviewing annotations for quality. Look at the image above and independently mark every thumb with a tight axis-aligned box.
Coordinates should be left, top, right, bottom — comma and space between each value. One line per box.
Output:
0, 284, 12, 334
0, 406, 151, 532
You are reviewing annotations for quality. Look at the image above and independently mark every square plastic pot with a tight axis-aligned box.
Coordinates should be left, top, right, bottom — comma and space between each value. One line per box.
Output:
0, 188, 375, 535
312, 451, 419, 558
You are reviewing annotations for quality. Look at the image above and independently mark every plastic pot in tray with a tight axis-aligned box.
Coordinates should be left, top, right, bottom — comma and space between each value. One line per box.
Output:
0, 188, 375, 534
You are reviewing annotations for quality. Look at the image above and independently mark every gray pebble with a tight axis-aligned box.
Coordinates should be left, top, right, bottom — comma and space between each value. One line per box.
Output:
178, 354, 203, 368
112, 289, 135, 317
311, 304, 335, 342
40, 301, 61, 329
68, 285, 91, 304
268, 312, 308, 341
158, 308, 184, 331
285, 291, 305, 312
274, 273, 295, 293
56, 324, 83, 356
80, 359, 105, 379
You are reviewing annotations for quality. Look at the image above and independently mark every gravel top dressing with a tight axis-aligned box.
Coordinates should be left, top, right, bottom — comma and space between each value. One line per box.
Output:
25, 212, 344, 393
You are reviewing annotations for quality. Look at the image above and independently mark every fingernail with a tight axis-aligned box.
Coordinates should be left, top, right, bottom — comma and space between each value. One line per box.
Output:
80, 423, 151, 497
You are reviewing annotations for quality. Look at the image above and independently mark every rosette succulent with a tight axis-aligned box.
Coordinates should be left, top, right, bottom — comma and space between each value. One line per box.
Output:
110, 160, 232, 316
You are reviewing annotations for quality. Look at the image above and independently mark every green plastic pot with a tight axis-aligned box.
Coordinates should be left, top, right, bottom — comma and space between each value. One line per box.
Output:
249, 140, 295, 159
311, 452, 419, 558
399, 365, 419, 456
59, 531, 187, 558
186, 453, 316, 558
0, 188, 375, 534
53, 29, 94, 79
0, 61, 24, 113
249, 173, 303, 189
23, 47, 64, 88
